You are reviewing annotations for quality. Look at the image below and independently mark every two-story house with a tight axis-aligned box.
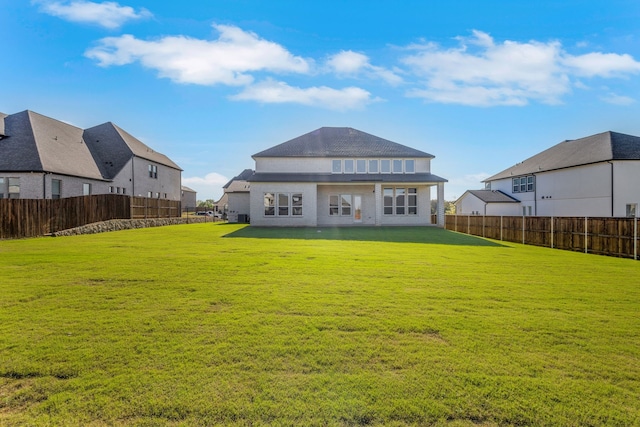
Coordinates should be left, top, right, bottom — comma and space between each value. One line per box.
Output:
0, 110, 182, 200
456, 131, 640, 217
248, 127, 447, 227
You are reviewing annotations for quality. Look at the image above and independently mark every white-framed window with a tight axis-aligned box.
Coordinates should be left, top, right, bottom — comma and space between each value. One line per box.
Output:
513, 175, 535, 193
329, 194, 352, 216
292, 193, 303, 216
404, 159, 415, 173
264, 193, 275, 216
381, 159, 391, 173
0, 177, 4, 199
82, 183, 91, 196
52, 179, 61, 199
8, 178, 20, 199
344, 159, 354, 173
626, 204, 637, 218
392, 159, 403, 173
368, 159, 379, 173
147, 191, 153, 198
278, 193, 289, 216
332, 160, 342, 173
384, 187, 418, 215
265, 192, 303, 217
356, 159, 367, 173
122, 188, 126, 195
149, 164, 158, 179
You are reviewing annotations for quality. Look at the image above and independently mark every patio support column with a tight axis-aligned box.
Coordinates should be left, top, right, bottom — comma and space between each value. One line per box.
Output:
374, 183, 382, 226
437, 182, 445, 227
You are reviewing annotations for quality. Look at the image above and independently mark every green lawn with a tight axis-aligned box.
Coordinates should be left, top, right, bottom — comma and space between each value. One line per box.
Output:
1, 224, 639, 426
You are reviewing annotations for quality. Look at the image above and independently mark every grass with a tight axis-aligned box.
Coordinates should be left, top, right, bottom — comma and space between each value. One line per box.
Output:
0, 223, 639, 426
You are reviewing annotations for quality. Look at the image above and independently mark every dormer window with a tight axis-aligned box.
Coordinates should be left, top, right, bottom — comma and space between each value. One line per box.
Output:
356, 159, 367, 173
393, 159, 403, 173
404, 159, 415, 173
344, 159, 354, 173
332, 160, 341, 173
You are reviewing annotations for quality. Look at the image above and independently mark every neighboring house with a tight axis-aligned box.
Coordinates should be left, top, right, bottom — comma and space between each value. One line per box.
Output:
248, 127, 447, 227
0, 110, 182, 200
454, 190, 520, 216
181, 185, 197, 211
223, 169, 253, 223
461, 131, 640, 217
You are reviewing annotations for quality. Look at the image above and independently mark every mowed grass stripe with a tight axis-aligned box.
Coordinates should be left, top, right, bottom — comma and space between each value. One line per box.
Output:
0, 224, 638, 426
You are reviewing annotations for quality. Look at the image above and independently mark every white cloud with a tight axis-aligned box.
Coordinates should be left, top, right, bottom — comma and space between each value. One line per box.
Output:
36, 0, 151, 29
562, 52, 640, 77
231, 79, 376, 110
402, 30, 640, 106
182, 172, 229, 201
601, 93, 635, 105
85, 24, 311, 86
327, 50, 403, 85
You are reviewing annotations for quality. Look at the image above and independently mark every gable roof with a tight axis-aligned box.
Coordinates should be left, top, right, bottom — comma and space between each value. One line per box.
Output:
84, 122, 181, 179
486, 131, 640, 181
0, 110, 104, 180
462, 190, 520, 204
222, 168, 254, 189
253, 127, 434, 158
0, 110, 181, 180
181, 185, 196, 193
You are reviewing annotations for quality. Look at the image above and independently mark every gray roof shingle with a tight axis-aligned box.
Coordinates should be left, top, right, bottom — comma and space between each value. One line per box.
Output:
222, 168, 254, 189
486, 131, 640, 181
1, 110, 181, 180
466, 190, 519, 203
0, 110, 104, 180
253, 127, 435, 158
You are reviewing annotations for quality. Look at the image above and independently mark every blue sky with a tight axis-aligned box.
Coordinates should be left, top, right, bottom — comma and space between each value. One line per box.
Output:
3, 1, 640, 200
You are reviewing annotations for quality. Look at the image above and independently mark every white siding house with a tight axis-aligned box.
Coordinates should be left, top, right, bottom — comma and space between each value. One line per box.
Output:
457, 131, 640, 217
248, 127, 447, 227
0, 110, 182, 200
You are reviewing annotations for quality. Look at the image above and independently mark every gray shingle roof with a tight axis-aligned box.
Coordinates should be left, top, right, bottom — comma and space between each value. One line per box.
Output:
486, 131, 640, 181
222, 169, 254, 189
0, 110, 104, 180
249, 172, 447, 184
253, 127, 435, 158
84, 122, 181, 179
466, 190, 519, 203
0, 110, 181, 180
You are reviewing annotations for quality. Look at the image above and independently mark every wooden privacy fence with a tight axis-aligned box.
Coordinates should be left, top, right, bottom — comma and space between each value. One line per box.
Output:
446, 215, 639, 260
0, 195, 181, 239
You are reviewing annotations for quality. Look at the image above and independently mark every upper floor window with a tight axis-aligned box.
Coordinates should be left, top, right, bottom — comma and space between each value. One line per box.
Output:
149, 164, 158, 179
331, 158, 417, 174
82, 183, 91, 196
344, 159, 354, 173
512, 175, 535, 193
404, 159, 415, 173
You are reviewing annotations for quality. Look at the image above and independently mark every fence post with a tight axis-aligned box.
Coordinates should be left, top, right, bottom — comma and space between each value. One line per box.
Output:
584, 216, 588, 254
467, 215, 470, 235
551, 216, 554, 249
455, 214, 457, 232
500, 216, 503, 241
635, 217, 638, 261
482, 215, 485, 238
522, 215, 525, 245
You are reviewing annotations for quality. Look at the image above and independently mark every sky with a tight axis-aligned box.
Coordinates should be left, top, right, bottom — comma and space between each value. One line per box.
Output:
3, 0, 640, 201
